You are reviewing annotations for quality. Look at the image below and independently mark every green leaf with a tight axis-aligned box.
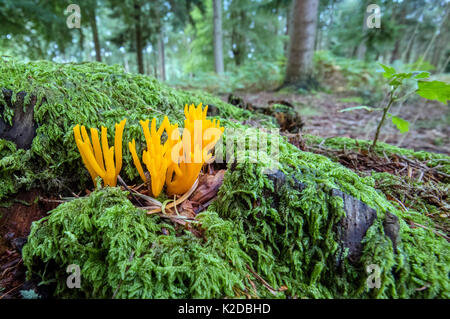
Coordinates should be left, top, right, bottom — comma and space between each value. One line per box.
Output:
388, 113, 409, 133
339, 105, 382, 113
413, 71, 430, 79
389, 72, 414, 87
379, 63, 396, 79
416, 80, 450, 104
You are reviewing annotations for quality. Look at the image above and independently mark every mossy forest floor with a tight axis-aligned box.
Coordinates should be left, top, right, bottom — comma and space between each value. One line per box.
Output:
0, 60, 448, 299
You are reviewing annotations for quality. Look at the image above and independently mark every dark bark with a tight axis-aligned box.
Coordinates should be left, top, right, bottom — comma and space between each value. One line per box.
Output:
230, 2, 246, 66
390, 39, 401, 64
0, 89, 38, 150
89, 6, 102, 62
332, 189, 378, 264
261, 169, 399, 266
134, 0, 144, 74
284, 0, 319, 87
78, 28, 84, 61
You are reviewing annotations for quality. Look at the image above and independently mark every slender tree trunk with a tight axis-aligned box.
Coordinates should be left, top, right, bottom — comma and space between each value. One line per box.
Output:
431, 9, 450, 69
124, 55, 129, 73
134, 0, 144, 74
283, 6, 290, 55
390, 39, 400, 63
403, 29, 417, 63
158, 29, 166, 81
90, 6, 102, 62
230, 0, 246, 66
78, 28, 84, 62
420, 7, 448, 69
213, 0, 224, 74
284, 0, 319, 86
315, 28, 321, 51
440, 54, 450, 73
324, 0, 335, 50
145, 51, 150, 76
356, 2, 369, 61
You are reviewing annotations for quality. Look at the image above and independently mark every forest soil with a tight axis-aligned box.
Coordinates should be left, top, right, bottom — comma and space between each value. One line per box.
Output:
225, 91, 449, 155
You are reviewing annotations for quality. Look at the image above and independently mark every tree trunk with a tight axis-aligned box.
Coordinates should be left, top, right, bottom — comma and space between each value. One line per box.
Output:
158, 29, 166, 81
213, 0, 224, 74
403, 28, 417, 63
78, 28, 84, 62
390, 39, 400, 64
356, 2, 369, 61
230, 1, 246, 66
420, 7, 449, 69
90, 6, 102, 62
324, 0, 335, 50
123, 55, 129, 73
134, 0, 144, 74
284, 0, 319, 86
284, 6, 290, 55
431, 9, 450, 70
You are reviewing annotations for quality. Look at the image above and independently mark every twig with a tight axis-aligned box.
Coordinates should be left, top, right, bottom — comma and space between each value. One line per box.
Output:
390, 196, 408, 212
146, 178, 199, 215
371, 90, 396, 150
408, 221, 450, 241
117, 175, 145, 207
0, 285, 21, 299
245, 264, 278, 295
39, 198, 67, 204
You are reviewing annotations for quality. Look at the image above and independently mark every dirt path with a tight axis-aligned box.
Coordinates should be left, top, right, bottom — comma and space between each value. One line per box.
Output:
225, 91, 449, 155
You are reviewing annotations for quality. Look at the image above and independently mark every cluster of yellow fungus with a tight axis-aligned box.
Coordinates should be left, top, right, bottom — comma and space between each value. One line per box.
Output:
74, 104, 223, 197
129, 103, 224, 197
166, 103, 224, 195
128, 116, 179, 197
73, 119, 126, 187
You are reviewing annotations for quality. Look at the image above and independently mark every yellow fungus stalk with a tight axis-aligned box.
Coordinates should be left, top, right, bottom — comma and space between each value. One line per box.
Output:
165, 103, 224, 195
128, 139, 147, 183
90, 128, 105, 171
114, 119, 127, 175
73, 120, 126, 187
73, 125, 97, 183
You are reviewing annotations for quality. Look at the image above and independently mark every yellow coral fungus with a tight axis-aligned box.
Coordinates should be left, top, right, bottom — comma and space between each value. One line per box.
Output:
128, 117, 173, 197
165, 103, 224, 195
128, 104, 223, 197
73, 119, 126, 187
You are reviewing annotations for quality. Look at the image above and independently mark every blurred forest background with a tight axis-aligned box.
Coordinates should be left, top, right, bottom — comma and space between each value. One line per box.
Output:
1, 0, 449, 152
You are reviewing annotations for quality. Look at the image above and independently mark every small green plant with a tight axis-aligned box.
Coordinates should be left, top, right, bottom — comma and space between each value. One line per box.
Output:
340, 63, 450, 149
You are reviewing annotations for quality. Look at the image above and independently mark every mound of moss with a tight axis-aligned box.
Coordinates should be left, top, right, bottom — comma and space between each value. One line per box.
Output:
23, 141, 449, 298
22, 187, 251, 298
212, 139, 449, 298
1, 60, 447, 298
0, 59, 275, 200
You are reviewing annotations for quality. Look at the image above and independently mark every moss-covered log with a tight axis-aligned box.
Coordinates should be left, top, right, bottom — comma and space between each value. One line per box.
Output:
0, 60, 448, 298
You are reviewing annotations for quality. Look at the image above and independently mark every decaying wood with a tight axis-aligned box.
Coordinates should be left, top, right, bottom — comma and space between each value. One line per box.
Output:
0, 89, 38, 149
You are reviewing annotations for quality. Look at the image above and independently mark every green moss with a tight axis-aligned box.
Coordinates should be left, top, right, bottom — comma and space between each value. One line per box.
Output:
22, 187, 251, 298
8, 60, 448, 299
212, 140, 449, 298
0, 139, 33, 201
0, 59, 274, 200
